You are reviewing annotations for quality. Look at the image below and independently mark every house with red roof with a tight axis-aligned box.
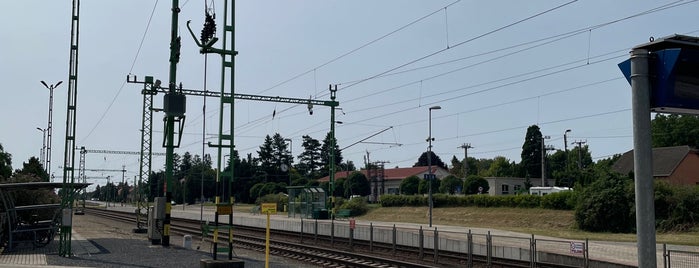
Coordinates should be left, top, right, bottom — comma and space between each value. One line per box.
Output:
612, 145, 699, 185
318, 166, 450, 202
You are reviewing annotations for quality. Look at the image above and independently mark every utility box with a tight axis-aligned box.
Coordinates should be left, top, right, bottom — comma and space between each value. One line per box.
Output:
164, 93, 186, 116
148, 197, 166, 244
153, 197, 166, 220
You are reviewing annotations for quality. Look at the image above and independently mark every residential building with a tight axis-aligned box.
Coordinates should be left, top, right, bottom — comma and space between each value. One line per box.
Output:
612, 145, 699, 185
485, 177, 542, 196
318, 166, 450, 201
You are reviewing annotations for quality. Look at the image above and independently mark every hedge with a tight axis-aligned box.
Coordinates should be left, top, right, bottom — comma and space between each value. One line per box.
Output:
380, 191, 576, 210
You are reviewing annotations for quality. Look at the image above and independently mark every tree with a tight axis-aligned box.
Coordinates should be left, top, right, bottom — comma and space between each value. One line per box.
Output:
320, 132, 343, 178
413, 151, 447, 169
0, 143, 13, 181
651, 114, 699, 148
449, 155, 464, 178
271, 133, 291, 184
256, 135, 275, 182
344, 171, 370, 198
483, 156, 516, 177
15, 156, 48, 182
338, 161, 356, 173
463, 175, 489, 194
473, 158, 494, 177
400, 175, 420, 195
418, 176, 440, 195
439, 175, 463, 194
520, 125, 543, 179
297, 135, 322, 178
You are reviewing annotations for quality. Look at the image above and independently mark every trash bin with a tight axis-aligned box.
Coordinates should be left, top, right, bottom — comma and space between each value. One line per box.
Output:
312, 208, 321, 219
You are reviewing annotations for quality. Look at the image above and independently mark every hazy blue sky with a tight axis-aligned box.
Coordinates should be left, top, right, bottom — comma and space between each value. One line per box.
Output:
1, 1, 697, 188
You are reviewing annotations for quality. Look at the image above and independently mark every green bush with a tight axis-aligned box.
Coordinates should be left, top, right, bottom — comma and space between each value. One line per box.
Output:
657, 185, 699, 232
257, 193, 288, 211
541, 191, 576, 210
574, 173, 635, 233
340, 197, 369, 216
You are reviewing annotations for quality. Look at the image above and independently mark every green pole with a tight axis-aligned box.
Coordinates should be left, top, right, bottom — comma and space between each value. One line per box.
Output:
163, 0, 181, 247
329, 85, 337, 218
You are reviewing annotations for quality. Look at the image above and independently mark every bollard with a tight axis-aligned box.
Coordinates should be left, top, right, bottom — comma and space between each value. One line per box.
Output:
183, 235, 192, 249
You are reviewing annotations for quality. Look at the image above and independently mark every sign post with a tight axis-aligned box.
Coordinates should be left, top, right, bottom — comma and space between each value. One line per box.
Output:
619, 34, 699, 268
261, 203, 277, 268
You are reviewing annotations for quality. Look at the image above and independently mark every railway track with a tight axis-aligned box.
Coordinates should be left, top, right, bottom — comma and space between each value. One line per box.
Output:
84, 208, 585, 268
84, 208, 444, 268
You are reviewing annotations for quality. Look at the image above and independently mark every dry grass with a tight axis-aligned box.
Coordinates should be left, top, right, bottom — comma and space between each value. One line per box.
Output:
357, 206, 699, 246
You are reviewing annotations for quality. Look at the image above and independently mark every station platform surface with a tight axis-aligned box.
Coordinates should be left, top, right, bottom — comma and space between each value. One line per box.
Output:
0, 204, 302, 267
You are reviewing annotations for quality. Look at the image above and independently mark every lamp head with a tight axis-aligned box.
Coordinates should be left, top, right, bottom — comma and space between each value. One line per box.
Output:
565, 129, 571, 133
429, 105, 442, 110
55, 81, 63, 87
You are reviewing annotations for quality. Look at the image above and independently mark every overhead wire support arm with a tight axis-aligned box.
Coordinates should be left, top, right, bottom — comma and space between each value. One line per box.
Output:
127, 76, 338, 107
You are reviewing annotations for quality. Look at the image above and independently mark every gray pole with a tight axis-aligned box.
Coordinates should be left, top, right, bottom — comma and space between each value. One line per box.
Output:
285, 138, 292, 186
41, 80, 62, 178
428, 106, 441, 228
630, 48, 656, 268
564, 129, 571, 173
541, 136, 550, 187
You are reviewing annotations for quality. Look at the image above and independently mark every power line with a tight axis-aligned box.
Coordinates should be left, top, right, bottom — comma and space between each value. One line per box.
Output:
80, 1, 160, 143
338, 0, 579, 90
229, 3, 697, 140
253, 0, 463, 95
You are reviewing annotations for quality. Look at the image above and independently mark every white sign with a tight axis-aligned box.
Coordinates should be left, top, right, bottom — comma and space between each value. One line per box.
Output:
570, 242, 584, 254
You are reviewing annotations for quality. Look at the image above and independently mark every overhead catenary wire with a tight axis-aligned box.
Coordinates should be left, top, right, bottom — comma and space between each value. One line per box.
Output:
235, 0, 689, 132
80, 0, 160, 143
253, 0, 463, 95
337, 0, 579, 90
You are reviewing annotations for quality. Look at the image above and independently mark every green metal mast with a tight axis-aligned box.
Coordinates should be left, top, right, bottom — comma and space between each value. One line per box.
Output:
59, 0, 81, 257
162, 0, 183, 247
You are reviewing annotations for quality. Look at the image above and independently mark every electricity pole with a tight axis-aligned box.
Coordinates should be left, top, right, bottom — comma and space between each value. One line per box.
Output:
458, 143, 472, 177
541, 136, 553, 186
572, 140, 587, 170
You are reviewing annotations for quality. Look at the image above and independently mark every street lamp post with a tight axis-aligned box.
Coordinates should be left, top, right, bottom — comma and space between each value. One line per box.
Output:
427, 105, 441, 228
36, 127, 47, 171
40, 80, 63, 178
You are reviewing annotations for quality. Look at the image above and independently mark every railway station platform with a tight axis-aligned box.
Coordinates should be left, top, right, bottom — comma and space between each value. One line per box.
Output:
0, 205, 299, 267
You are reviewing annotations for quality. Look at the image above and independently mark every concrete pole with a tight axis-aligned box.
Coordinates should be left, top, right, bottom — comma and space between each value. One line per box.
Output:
541, 137, 545, 187
630, 48, 656, 268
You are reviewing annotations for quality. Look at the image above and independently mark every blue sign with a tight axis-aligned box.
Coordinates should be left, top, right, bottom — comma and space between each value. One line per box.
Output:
618, 35, 699, 115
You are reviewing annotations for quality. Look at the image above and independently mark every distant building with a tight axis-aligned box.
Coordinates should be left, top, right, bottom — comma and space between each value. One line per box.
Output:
485, 177, 542, 196
318, 166, 450, 202
612, 145, 699, 185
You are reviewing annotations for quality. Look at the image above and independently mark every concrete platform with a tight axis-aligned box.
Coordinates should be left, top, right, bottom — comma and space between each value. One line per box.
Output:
0, 231, 99, 267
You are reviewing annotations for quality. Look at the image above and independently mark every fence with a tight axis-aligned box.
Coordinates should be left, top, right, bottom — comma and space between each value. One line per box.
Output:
664, 244, 699, 268
233, 215, 698, 268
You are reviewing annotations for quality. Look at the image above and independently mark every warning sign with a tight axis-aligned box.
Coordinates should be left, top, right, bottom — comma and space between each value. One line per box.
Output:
261, 203, 277, 214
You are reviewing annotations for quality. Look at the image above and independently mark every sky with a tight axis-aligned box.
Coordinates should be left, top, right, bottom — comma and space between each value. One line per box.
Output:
1, 0, 697, 189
